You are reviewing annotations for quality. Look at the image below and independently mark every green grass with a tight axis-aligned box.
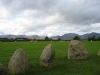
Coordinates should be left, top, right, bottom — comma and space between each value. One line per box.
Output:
0, 41, 100, 75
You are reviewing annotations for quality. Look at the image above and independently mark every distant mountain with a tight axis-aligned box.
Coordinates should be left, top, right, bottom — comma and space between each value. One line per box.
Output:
0, 35, 26, 39
81, 32, 100, 39
0, 35, 45, 39
52, 32, 100, 40
26, 35, 45, 39
52, 33, 79, 40
0, 32, 100, 40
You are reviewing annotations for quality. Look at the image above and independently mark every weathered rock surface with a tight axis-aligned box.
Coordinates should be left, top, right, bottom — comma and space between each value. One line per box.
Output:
68, 40, 88, 59
97, 50, 100, 56
40, 44, 55, 68
8, 48, 28, 74
0, 63, 9, 75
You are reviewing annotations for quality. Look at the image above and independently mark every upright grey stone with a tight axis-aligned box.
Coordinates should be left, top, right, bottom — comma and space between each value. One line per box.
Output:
0, 63, 9, 75
8, 48, 28, 74
40, 44, 55, 68
68, 40, 88, 59
97, 50, 100, 56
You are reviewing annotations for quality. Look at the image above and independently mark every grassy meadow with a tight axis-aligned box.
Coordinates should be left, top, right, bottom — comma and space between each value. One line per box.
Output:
0, 41, 100, 75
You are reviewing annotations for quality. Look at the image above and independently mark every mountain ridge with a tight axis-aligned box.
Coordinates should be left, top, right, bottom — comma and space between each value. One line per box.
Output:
52, 32, 100, 40
0, 32, 100, 40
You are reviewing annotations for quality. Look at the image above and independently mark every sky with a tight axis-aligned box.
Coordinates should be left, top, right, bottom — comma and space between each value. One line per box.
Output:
0, 0, 100, 36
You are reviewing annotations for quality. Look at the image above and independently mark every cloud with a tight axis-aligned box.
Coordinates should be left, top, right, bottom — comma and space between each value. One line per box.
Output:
0, 0, 100, 36
79, 23, 100, 33
0, 7, 10, 18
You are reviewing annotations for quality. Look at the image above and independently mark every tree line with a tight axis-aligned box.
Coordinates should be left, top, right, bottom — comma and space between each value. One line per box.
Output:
0, 35, 100, 42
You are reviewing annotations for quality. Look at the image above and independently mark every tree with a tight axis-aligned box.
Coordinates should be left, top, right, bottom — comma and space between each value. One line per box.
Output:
96, 37, 100, 41
58, 38, 61, 41
45, 36, 50, 41
73, 36, 80, 40
88, 35, 96, 41
92, 35, 96, 41
88, 37, 92, 41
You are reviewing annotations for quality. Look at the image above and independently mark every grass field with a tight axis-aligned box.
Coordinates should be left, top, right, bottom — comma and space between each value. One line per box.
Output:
0, 41, 100, 75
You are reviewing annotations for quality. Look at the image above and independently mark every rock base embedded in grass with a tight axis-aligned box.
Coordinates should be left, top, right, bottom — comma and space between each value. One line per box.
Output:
8, 48, 28, 74
40, 44, 55, 68
68, 40, 88, 59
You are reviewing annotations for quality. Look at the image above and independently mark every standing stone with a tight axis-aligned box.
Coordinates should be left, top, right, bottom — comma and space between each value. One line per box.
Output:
8, 48, 28, 74
40, 44, 55, 68
0, 64, 9, 75
68, 40, 88, 59
97, 50, 100, 56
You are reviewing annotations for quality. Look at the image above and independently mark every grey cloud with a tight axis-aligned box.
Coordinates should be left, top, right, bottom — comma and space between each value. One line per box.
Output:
78, 24, 100, 33
1, 0, 57, 14
57, 0, 100, 25
1, 0, 100, 35
2, 0, 100, 25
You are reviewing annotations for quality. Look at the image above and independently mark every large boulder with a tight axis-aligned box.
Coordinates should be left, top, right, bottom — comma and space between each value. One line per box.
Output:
68, 40, 88, 59
8, 48, 28, 74
40, 44, 55, 68
0, 64, 9, 75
